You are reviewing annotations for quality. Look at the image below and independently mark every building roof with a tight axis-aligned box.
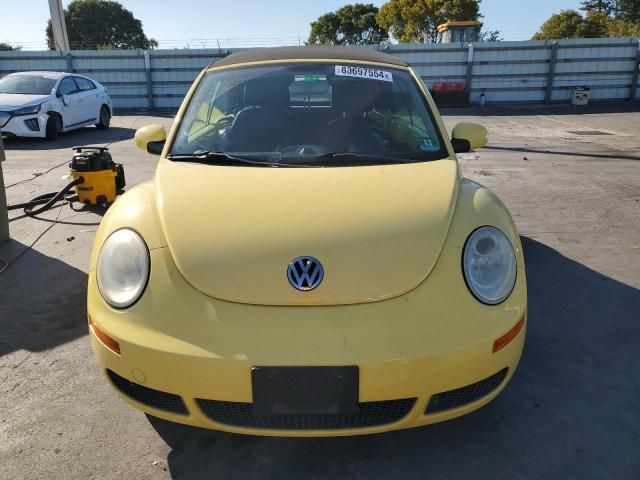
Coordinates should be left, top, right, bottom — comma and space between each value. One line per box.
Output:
437, 21, 483, 32
212, 46, 408, 68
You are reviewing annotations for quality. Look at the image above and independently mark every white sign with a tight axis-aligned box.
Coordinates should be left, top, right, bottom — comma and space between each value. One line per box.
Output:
335, 65, 393, 82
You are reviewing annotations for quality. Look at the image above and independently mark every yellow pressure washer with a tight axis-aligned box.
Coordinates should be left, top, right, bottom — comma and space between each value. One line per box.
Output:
8, 146, 125, 216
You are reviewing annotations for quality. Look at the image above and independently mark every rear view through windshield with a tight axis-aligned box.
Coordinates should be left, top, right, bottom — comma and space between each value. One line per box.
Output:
0, 75, 57, 95
171, 63, 447, 167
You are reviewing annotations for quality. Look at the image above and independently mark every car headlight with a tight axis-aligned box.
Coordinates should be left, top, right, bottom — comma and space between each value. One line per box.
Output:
12, 104, 41, 116
97, 229, 150, 309
462, 226, 517, 305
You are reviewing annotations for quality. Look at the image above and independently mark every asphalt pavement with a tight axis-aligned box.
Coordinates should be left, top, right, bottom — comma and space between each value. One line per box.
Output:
1, 103, 639, 479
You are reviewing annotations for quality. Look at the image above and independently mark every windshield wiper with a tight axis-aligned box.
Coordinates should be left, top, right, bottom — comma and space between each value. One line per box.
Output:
312, 152, 425, 165
166, 151, 272, 167
166, 151, 313, 167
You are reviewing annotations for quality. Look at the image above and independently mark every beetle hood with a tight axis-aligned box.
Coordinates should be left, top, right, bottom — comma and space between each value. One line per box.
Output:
155, 158, 459, 306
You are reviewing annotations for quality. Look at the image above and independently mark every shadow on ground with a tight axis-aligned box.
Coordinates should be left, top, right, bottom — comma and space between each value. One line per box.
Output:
440, 101, 640, 117
485, 145, 640, 162
0, 239, 88, 356
149, 237, 640, 480
8, 202, 107, 226
2, 126, 135, 150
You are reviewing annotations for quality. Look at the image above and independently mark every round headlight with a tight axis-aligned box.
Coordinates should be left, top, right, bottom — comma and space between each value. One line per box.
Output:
97, 229, 150, 309
463, 226, 517, 305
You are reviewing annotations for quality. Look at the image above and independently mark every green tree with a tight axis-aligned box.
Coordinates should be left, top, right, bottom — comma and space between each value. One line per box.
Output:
308, 4, 389, 45
377, 0, 481, 43
578, 11, 613, 36
0, 43, 22, 51
480, 29, 502, 41
46, 0, 157, 50
580, 0, 617, 15
607, 17, 640, 35
617, 0, 640, 23
533, 6, 640, 39
532, 10, 585, 39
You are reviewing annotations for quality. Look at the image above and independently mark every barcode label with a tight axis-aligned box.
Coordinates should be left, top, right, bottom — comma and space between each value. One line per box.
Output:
335, 65, 393, 82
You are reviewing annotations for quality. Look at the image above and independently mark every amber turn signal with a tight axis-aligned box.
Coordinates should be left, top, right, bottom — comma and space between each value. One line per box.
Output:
88, 315, 121, 355
493, 314, 526, 353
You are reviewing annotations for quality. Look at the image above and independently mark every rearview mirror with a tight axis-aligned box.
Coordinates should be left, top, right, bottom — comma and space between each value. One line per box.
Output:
61, 94, 71, 107
451, 122, 488, 153
135, 124, 166, 155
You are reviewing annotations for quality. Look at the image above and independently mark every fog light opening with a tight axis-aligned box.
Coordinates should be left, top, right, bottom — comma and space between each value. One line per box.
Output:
89, 315, 121, 354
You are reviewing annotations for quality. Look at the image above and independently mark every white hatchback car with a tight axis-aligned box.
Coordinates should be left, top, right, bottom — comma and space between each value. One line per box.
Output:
0, 71, 112, 140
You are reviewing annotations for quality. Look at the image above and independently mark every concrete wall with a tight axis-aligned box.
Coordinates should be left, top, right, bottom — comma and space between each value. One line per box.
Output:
0, 38, 638, 109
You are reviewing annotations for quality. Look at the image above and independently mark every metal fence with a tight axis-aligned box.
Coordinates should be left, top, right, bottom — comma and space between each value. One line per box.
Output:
398, 37, 640, 104
0, 37, 638, 110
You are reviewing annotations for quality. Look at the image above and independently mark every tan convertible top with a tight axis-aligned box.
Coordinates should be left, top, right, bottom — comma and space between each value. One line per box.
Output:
212, 46, 408, 68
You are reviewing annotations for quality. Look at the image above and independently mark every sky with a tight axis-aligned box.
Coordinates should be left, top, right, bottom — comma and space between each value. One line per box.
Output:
1, 0, 584, 50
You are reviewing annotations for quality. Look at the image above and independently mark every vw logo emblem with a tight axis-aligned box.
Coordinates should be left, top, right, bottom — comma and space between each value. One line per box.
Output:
287, 256, 324, 291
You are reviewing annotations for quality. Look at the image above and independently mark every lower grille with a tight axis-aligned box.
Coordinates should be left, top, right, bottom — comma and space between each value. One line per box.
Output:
23, 118, 40, 131
107, 370, 188, 415
425, 368, 508, 414
196, 398, 416, 430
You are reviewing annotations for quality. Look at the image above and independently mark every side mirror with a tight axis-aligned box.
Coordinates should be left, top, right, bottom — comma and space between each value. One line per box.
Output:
61, 94, 71, 107
135, 124, 166, 155
451, 122, 488, 153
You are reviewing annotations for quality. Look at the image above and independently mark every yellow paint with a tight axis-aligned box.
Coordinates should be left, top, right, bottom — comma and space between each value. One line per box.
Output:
154, 159, 459, 305
70, 169, 117, 204
89, 54, 526, 436
134, 124, 166, 153
452, 122, 489, 150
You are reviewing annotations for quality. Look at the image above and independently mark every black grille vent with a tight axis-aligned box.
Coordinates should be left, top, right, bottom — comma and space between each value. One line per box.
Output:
24, 118, 40, 131
425, 368, 508, 414
196, 398, 416, 430
107, 369, 188, 415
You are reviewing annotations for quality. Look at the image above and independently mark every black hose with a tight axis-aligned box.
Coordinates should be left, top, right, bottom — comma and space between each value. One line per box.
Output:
7, 177, 85, 216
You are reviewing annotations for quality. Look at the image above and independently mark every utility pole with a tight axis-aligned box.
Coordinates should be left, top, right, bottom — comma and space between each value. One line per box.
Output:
0, 131, 9, 242
48, 0, 70, 51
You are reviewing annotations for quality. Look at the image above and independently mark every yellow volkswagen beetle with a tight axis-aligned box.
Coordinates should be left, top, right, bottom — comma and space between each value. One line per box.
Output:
88, 46, 526, 437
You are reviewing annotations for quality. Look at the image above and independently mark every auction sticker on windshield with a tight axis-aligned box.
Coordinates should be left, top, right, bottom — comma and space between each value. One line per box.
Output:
335, 65, 393, 82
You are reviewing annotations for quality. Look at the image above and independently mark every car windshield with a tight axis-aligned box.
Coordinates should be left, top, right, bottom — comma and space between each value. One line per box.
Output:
0, 75, 57, 95
169, 63, 448, 167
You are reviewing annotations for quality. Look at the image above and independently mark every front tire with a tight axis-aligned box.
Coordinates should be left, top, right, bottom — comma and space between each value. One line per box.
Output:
96, 106, 110, 129
45, 113, 60, 141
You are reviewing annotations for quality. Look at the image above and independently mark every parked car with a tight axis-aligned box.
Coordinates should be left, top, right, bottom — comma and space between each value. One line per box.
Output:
0, 71, 111, 140
88, 46, 527, 437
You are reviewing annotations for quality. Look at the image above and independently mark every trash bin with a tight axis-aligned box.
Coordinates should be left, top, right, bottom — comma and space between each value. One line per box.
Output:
572, 87, 590, 106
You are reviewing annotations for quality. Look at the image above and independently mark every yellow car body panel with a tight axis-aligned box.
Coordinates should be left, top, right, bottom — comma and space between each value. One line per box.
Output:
88, 241, 525, 436
154, 159, 459, 305
88, 51, 527, 436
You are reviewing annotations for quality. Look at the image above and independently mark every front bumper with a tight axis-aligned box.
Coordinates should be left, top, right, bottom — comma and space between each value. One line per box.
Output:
0, 113, 47, 138
88, 245, 527, 437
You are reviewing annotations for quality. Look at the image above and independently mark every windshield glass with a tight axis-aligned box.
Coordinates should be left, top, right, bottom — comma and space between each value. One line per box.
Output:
170, 63, 447, 167
0, 75, 56, 95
